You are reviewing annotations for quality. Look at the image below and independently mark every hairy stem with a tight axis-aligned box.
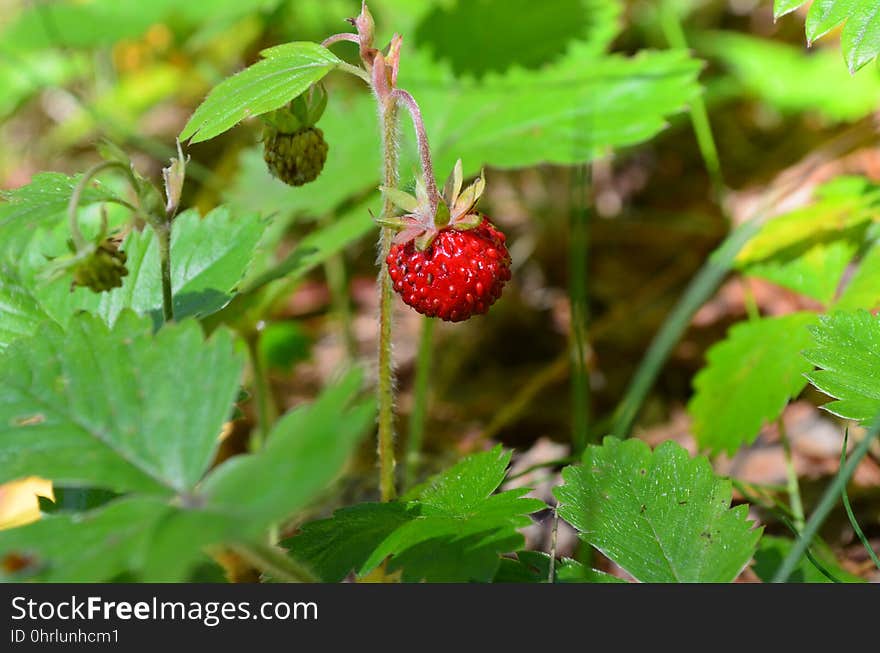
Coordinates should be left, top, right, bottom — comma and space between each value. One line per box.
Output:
773, 413, 880, 582
405, 317, 435, 490
377, 98, 400, 502
779, 418, 805, 534
229, 543, 318, 583
391, 89, 440, 206
155, 221, 174, 324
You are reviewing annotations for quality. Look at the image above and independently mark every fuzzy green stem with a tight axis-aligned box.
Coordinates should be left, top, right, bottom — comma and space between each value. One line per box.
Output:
659, 2, 725, 207
229, 543, 319, 583
405, 317, 435, 490
569, 164, 591, 454
779, 418, 805, 534
377, 99, 399, 502
155, 221, 174, 324
772, 414, 880, 582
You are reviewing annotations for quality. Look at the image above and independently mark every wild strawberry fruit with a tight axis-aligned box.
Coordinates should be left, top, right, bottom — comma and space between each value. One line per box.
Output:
380, 160, 511, 321
386, 217, 510, 321
263, 126, 328, 186
261, 85, 329, 187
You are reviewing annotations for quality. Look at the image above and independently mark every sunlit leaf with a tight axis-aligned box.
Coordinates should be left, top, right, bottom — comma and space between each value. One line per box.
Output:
803, 310, 880, 421
179, 42, 341, 144
555, 437, 761, 583
689, 313, 817, 455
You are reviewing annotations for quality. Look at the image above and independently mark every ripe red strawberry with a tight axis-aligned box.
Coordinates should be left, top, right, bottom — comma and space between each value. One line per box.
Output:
386, 217, 510, 322
380, 160, 511, 322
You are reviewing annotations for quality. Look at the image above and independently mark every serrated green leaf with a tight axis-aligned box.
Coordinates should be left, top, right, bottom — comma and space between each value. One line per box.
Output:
752, 535, 864, 583
24, 207, 266, 328
0, 271, 50, 351
776, 0, 880, 72
199, 369, 374, 530
774, 0, 807, 17
742, 239, 856, 304
0, 362, 375, 582
0, 172, 123, 262
415, 446, 515, 513
689, 313, 817, 455
836, 240, 880, 310
803, 310, 880, 421
493, 550, 625, 583
414, 0, 621, 78
555, 437, 761, 583
406, 47, 701, 172
133, 370, 372, 581
0, 312, 244, 494
179, 42, 341, 144
285, 446, 544, 582
736, 177, 880, 265
284, 502, 415, 582
0, 497, 168, 582
101, 207, 266, 325
735, 177, 879, 302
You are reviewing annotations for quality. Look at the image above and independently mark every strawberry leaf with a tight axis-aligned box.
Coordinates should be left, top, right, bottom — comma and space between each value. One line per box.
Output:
0, 172, 124, 262
17, 206, 266, 328
835, 240, 880, 310
688, 313, 817, 455
555, 437, 761, 583
285, 446, 545, 582
0, 312, 244, 494
803, 310, 880, 422
734, 177, 880, 303
179, 42, 341, 144
0, 271, 49, 351
775, 0, 880, 73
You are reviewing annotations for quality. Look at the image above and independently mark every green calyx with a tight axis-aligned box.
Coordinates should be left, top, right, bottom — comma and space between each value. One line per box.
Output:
376, 159, 487, 250
262, 84, 328, 135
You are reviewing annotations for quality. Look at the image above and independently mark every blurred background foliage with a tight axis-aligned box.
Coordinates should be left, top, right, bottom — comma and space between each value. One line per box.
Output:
1, 0, 879, 576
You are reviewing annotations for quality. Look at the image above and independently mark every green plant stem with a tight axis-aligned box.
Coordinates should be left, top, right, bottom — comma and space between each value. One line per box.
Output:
246, 333, 276, 452
67, 160, 139, 249
659, 1, 724, 206
230, 543, 318, 583
377, 99, 400, 502
772, 413, 880, 582
840, 430, 880, 571
778, 418, 805, 533
569, 164, 591, 454
730, 478, 843, 583
611, 219, 760, 437
155, 221, 174, 324
405, 317, 435, 490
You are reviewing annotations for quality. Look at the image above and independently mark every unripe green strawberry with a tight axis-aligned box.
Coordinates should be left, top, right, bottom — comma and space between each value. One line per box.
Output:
72, 239, 129, 293
263, 128, 328, 187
